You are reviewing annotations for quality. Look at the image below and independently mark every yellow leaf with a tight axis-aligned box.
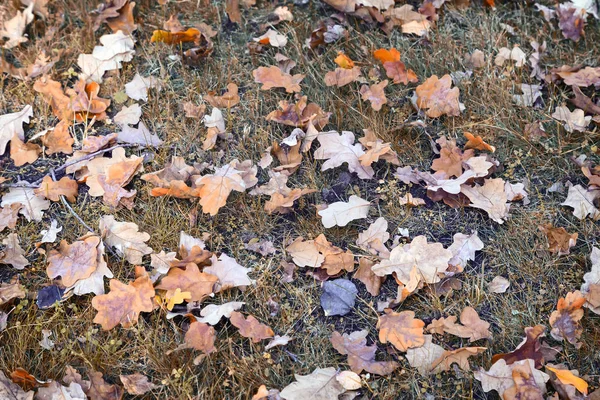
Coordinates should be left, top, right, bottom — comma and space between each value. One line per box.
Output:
547, 367, 588, 394
165, 288, 192, 310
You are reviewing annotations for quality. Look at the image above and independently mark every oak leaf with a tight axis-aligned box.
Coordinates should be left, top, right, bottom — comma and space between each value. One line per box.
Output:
35, 176, 78, 202
0, 105, 33, 156
430, 346, 487, 374
356, 217, 390, 258
194, 163, 248, 215
203, 253, 252, 292
151, 27, 201, 45
561, 184, 600, 220
0, 233, 29, 269
264, 188, 316, 214
125, 73, 160, 101
503, 362, 546, 400
358, 129, 400, 167
66, 79, 111, 121
464, 132, 495, 152
557, 4, 586, 42
254, 29, 287, 47
99, 215, 153, 264
558, 66, 600, 87
460, 178, 510, 223
415, 74, 463, 118
0, 3, 34, 49
539, 224, 578, 256
265, 96, 330, 131
229, 311, 274, 342
549, 291, 585, 348
1, 186, 50, 222
103, 0, 137, 34
156, 263, 217, 302
495, 46, 527, 67
182, 320, 217, 354
9, 134, 40, 167
431, 136, 474, 178
314, 131, 374, 179
360, 80, 388, 111
119, 373, 157, 396
77, 31, 135, 83
279, 367, 345, 400
318, 195, 370, 228
331, 330, 399, 375
33, 77, 72, 120
377, 309, 425, 352
475, 359, 549, 398
405, 335, 445, 375
198, 301, 245, 325
354, 258, 384, 296
286, 237, 324, 268
426, 306, 492, 342
204, 83, 240, 108
448, 231, 484, 269
0, 203, 20, 232
324, 67, 362, 87
92, 274, 155, 330
46, 236, 100, 287
374, 48, 417, 84
253, 66, 304, 93
488, 276, 510, 294
41, 121, 74, 155
372, 235, 452, 292
546, 365, 588, 396
492, 325, 553, 369
552, 106, 591, 133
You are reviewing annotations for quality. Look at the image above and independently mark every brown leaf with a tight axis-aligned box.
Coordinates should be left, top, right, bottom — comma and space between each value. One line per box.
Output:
205, 83, 240, 108
225, 0, 242, 24
324, 67, 361, 87
416, 74, 462, 118
549, 291, 585, 348
539, 224, 578, 256
229, 311, 274, 342
426, 306, 492, 342
194, 163, 248, 215
42, 120, 74, 155
87, 370, 124, 400
0, 281, 26, 306
10, 134, 40, 167
0, 204, 20, 232
35, 176, 78, 202
264, 188, 316, 214
331, 330, 399, 375
354, 257, 384, 296
266, 96, 330, 130
46, 236, 100, 287
360, 80, 388, 111
253, 66, 304, 93
119, 373, 157, 396
557, 4, 586, 42
492, 325, 552, 369
431, 136, 474, 178
430, 346, 487, 373
558, 67, 600, 88
0, 233, 29, 269
65, 79, 111, 122
91, 274, 155, 330
464, 132, 495, 152
33, 76, 72, 121
151, 28, 201, 45
377, 309, 425, 352
183, 320, 217, 353
570, 86, 600, 115
156, 263, 217, 302
105, 0, 136, 34
461, 178, 510, 224
358, 129, 400, 167
503, 362, 546, 400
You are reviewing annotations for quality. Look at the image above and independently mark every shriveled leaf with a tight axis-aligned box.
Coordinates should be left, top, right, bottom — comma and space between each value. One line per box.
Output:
198, 301, 245, 325
1, 185, 50, 222
426, 306, 492, 342
539, 224, 578, 256
0, 105, 33, 156
360, 80, 388, 111
549, 291, 585, 348
119, 373, 157, 396
0, 233, 29, 270
415, 74, 463, 118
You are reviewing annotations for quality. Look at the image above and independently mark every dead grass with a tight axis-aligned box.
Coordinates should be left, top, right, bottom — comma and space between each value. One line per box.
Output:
1, 0, 600, 398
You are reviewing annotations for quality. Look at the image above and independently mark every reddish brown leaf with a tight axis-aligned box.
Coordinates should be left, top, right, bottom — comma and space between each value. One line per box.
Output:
229, 311, 274, 342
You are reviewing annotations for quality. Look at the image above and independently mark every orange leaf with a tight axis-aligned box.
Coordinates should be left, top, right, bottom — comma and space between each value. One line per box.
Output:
230, 311, 274, 342
10, 134, 40, 167
92, 274, 156, 330
374, 48, 401, 63
205, 83, 240, 108
151, 28, 201, 45
547, 366, 588, 394
464, 132, 496, 152
35, 176, 79, 202
42, 120, 74, 155
377, 309, 425, 352
415, 74, 462, 118
549, 290, 586, 347
184, 320, 217, 354
334, 52, 354, 69
253, 66, 305, 93
155, 263, 218, 301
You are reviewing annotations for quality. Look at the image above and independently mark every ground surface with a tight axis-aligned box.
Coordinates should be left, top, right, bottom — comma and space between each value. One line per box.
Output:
1, 0, 600, 399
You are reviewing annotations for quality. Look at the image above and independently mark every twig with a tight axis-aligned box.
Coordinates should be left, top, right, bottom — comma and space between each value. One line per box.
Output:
50, 170, 94, 233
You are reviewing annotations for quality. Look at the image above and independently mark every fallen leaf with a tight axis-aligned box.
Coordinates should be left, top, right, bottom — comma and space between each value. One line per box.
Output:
254, 29, 287, 47
119, 373, 157, 396
324, 67, 362, 87
204, 83, 240, 108
356, 217, 390, 258
34, 176, 79, 202
491, 325, 551, 368
360, 80, 388, 111
426, 306, 492, 342
461, 178, 511, 223
286, 237, 325, 268
405, 335, 446, 375
354, 258, 384, 296
561, 184, 600, 220
9, 134, 40, 167
156, 263, 217, 302
448, 231, 484, 269
495, 46, 527, 67
415, 74, 463, 118
0, 105, 33, 156
431, 136, 474, 178
318, 195, 370, 228
539, 224, 578, 256
279, 367, 346, 400
464, 132, 495, 152
549, 290, 585, 348
377, 309, 425, 352
125, 73, 160, 101
197, 301, 245, 325
253, 66, 304, 93
546, 365, 588, 396
229, 311, 274, 342
475, 359, 549, 398
151, 27, 201, 45
99, 215, 153, 264
0, 3, 34, 49
0, 233, 29, 269
91, 273, 155, 330
557, 4, 586, 42
321, 278, 358, 316
0, 281, 26, 306
0, 204, 20, 232
488, 276, 510, 293
0, 370, 33, 399
331, 330, 399, 375
114, 103, 142, 126
46, 236, 100, 287
265, 335, 292, 350
314, 131, 374, 179
194, 163, 248, 215
430, 346, 487, 374
503, 361, 547, 399
182, 320, 216, 353
203, 253, 252, 292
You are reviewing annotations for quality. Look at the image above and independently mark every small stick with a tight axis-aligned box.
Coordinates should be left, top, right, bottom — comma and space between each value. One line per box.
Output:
50, 170, 94, 233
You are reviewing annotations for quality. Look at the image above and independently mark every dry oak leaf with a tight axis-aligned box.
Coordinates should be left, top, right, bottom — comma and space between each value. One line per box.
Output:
561, 184, 600, 220
92, 273, 155, 330
77, 31, 135, 83
9, 134, 40, 167
229, 311, 274, 343
372, 235, 452, 292
35, 176, 78, 202
151, 27, 202, 45
83, 369, 124, 400
266, 96, 331, 131
358, 129, 400, 167
66, 79, 111, 122
204, 83, 240, 108
0, 204, 20, 232
33, 380, 85, 399
264, 188, 316, 214
225, 0, 242, 24
334, 52, 355, 69
475, 359, 549, 398
33, 77, 73, 121
415, 74, 463, 118
377, 309, 425, 352
488, 276, 510, 294
254, 29, 288, 47
203, 253, 252, 292
398, 193, 425, 207
492, 325, 552, 369
0, 233, 29, 270
494, 46, 527, 67
552, 106, 591, 133
194, 163, 248, 216
503, 362, 546, 400
41, 121, 74, 155
324, 67, 362, 87
461, 178, 511, 224
0, 370, 33, 399
448, 231, 484, 269
99, 215, 153, 264
156, 263, 218, 302
431, 136, 474, 178
182, 320, 217, 354
102, 0, 137, 34
331, 330, 399, 375
558, 66, 600, 87
405, 334, 446, 375
557, 4, 586, 42
125, 73, 160, 102
464, 132, 495, 152
198, 301, 245, 325
546, 366, 588, 396
119, 373, 157, 396
46, 236, 100, 287
279, 368, 346, 400
539, 224, 578, 256
0, 105, 33, 156
314, 131, 374, 179
315, 234, 355, 275
271, 141, 301, 173
426, 306, 492, 342
0, 3, 34, 49
286, 237, 324, 268
318, 195, 370, 228
1, 186, 50, 222
356, 216, 390, 258
360, 80, 388, 111
253, 66, 304, 93
549, 290, 585, 348
354, 257, 384, 296
431, 346, 487, 374
571, 86, 600, 116
373, 48, 417, 85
